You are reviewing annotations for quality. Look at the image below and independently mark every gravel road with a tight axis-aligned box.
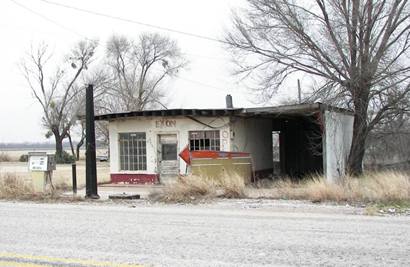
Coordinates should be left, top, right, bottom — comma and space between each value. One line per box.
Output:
0, 200, 409, 266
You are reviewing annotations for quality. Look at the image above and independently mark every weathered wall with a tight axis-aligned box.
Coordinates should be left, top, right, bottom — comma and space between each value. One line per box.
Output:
324, 111, 354, 182
230, 117, 273, 171
108, 116, 231, 176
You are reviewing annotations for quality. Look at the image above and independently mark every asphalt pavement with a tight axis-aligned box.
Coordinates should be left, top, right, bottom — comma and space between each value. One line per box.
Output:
0, 200, 409, 266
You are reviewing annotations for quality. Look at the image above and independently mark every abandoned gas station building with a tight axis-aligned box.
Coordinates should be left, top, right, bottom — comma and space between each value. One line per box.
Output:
95, 102, 353, 184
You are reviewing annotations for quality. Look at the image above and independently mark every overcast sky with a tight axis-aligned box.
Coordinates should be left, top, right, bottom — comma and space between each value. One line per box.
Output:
0, 0, 298, 143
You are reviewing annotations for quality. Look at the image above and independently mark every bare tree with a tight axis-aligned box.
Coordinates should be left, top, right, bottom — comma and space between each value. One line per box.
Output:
71, 68, 112, 160
226, 0, 410, 175
21, 40, 97, 161
366, 107, 410, 168
105, 33, 187, 112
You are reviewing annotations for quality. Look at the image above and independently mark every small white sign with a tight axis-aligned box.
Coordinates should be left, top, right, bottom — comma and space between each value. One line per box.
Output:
29, 155, 48, 171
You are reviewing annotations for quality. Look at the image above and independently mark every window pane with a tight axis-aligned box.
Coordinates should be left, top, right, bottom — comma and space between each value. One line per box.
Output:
188, 130, 220, 151
162, 144, 177, 160
119, 132, 147, 171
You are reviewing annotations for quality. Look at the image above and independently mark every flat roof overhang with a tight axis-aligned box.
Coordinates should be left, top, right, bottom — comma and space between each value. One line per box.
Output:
94, 103, 353, 121
94, 108, 243, 121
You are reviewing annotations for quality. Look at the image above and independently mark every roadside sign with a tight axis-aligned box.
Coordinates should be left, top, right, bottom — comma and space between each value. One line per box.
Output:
29, 153, 48, 171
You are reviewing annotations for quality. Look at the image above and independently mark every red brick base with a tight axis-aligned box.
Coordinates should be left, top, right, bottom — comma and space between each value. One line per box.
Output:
111, 173, 158, 184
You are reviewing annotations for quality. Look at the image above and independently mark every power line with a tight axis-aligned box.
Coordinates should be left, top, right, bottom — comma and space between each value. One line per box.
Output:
38, 0, 227, 44
9, 0, 88, 40
11, 0, 231, 61
181, 52, 231, 62
10, 0, 236, 92
175, 75, 228, 91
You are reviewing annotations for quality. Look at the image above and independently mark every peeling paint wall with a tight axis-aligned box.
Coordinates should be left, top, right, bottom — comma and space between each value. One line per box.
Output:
230, 117, 273, 171
324, 111, 354, 182
108, 116, 231, 176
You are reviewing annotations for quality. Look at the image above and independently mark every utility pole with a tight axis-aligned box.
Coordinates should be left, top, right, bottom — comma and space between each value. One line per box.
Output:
85, 84, 99, 199
297, 79, 302, 104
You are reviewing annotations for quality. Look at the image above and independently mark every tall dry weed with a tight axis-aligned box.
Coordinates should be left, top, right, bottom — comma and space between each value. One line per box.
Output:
0, 173, 33, 198
149, 175, 217, 203
303, 178, 346, 202
150, 171, 409, 204
346, 172, 410, 202
149, 173, 246, 203
254, 171, 410, 204
0, 173, 66, 201
217, 173, 246, 198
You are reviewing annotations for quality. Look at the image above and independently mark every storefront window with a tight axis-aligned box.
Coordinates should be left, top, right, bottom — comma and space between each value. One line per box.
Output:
119, 132, 147, 170
189, 130, 220, 151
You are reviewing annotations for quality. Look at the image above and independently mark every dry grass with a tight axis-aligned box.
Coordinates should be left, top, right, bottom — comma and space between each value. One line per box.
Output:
0, 173, 78, 201
0, 152, 12, 162
149, 173, 246, 203
0, 173, 33, 198
212, 173, 246, 199
0, 161, 111, 188
152, 171, 409, 205
252, 171, 410, 205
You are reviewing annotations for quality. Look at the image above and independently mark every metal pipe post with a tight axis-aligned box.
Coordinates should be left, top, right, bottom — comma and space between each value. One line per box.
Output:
71, 163, 77, 195
85, 84, 99, 199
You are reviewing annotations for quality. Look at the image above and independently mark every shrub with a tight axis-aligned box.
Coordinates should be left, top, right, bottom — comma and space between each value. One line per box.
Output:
0, 152, 11, 162
19, 154, 29, 162
55, 151, 75, 164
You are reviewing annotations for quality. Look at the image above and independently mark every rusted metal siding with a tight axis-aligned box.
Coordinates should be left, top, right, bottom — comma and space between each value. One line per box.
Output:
191, 157, 253, 184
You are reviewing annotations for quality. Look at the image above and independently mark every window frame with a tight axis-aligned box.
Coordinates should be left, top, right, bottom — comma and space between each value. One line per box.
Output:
161, 143, 178, 161
188, 130, 221, 151
118, 132, 147, 171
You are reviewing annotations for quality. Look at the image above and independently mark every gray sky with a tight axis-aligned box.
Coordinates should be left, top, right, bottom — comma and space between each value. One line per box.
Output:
0, 0, 296, 143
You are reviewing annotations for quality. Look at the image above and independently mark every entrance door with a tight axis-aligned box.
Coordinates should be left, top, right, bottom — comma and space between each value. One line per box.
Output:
158, 134, 179, 183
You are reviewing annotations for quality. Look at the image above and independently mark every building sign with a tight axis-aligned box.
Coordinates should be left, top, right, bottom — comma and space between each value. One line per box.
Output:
29, 155, 48, 171
155, 119, 176, 128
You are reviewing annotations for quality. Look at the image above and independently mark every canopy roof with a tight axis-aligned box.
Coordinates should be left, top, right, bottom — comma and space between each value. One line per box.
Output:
95, 103, 352, 121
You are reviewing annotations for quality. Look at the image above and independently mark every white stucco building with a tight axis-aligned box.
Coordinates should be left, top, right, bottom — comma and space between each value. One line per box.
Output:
95, 102, 354, 184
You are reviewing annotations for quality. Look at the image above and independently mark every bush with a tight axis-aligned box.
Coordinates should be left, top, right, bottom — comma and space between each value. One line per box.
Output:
0, 152, 11, 162
19, 154, 29, 162
55, 151, 75, 164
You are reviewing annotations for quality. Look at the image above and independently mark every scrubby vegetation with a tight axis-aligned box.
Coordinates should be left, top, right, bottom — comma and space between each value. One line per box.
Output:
0, 173, 33, 198
252, 171, 410, 205
149, 173, 246, 203
55, 151, 75, 164
0, 152, 11, 162
19, 154, 28, 162
0, 173, 78, 201
150, 171, 410, 210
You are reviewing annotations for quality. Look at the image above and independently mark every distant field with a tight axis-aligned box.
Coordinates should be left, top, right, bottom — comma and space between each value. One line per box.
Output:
0, 161, 111, 188
0, 149, 107, 162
